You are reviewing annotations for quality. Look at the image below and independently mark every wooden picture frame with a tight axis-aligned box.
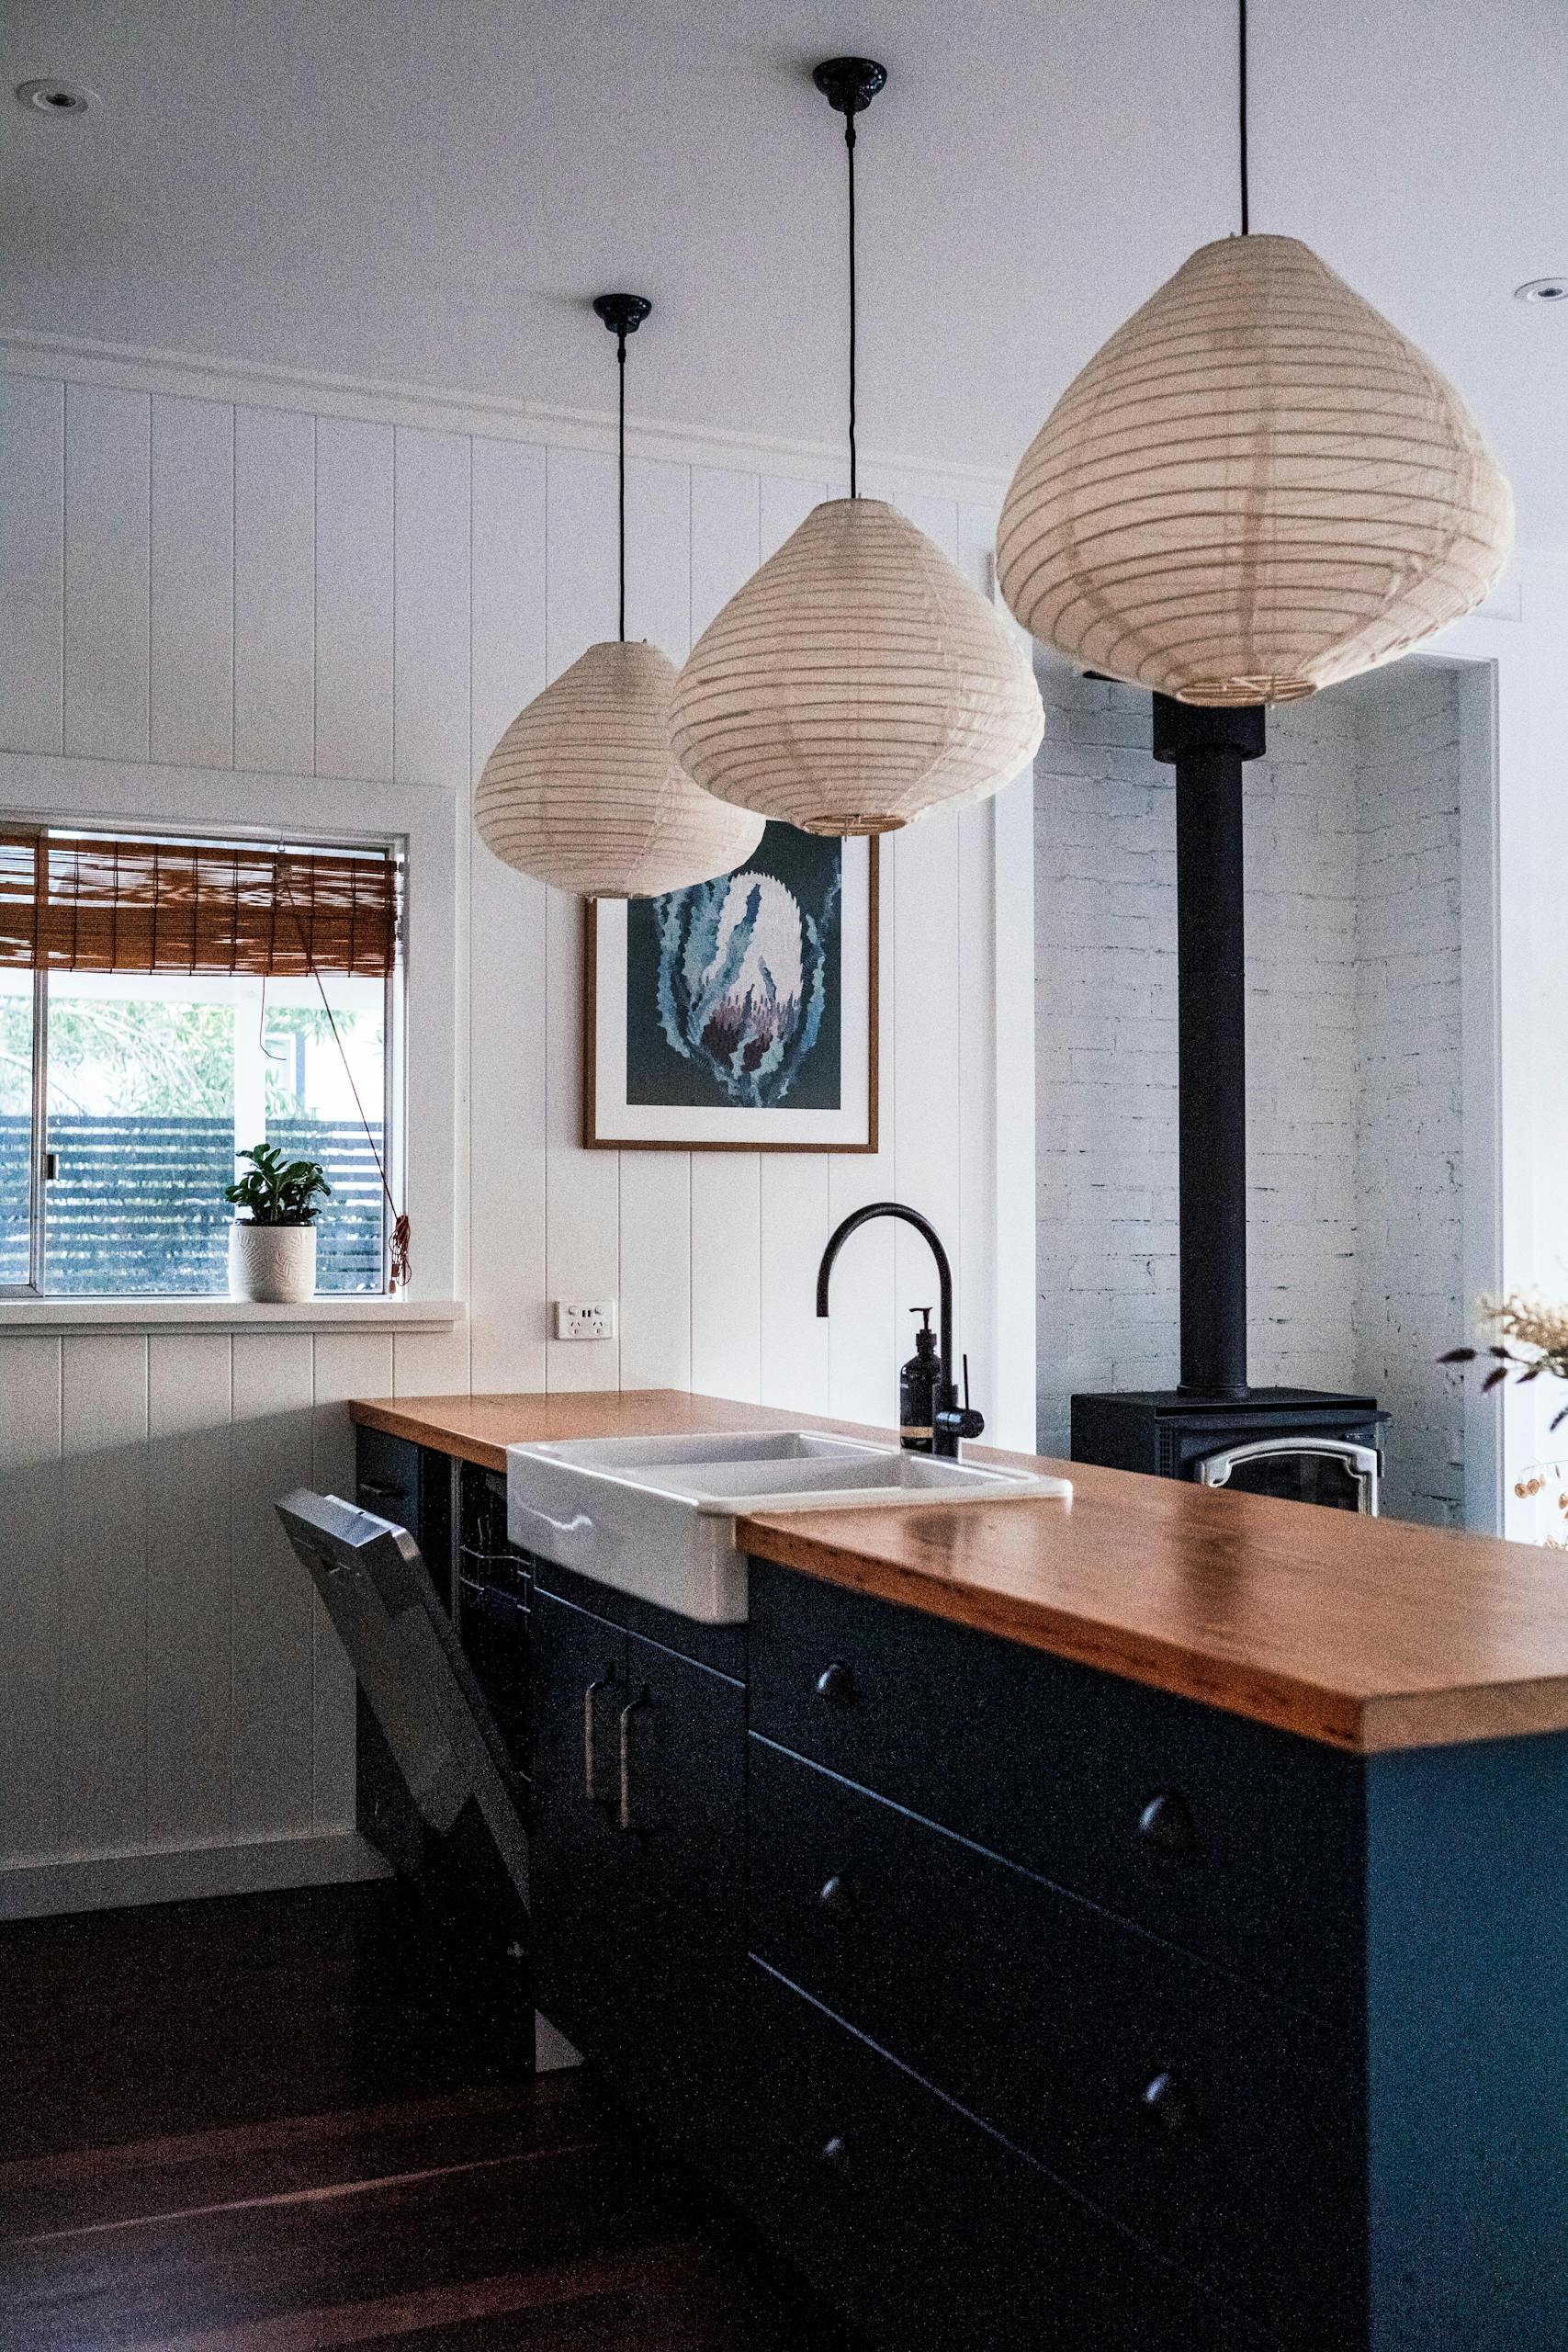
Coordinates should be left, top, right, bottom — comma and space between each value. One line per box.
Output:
584, 831, 879, 1152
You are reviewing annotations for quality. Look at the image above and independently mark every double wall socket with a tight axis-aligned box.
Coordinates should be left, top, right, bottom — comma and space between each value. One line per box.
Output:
554, 1300, 616, 1341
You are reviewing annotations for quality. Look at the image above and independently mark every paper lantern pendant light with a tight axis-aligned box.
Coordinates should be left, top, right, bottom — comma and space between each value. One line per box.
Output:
669, 60, 1043, 834
475, 637, 761, 896
474, 294, 762, 897
671, 493, 1043, 833
996, 8, 1512, 706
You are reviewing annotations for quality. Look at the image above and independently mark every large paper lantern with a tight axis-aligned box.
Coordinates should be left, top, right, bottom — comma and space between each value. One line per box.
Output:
475, 639, 761, 898
996, 233, 1513, 706
669, 495, 1043, 836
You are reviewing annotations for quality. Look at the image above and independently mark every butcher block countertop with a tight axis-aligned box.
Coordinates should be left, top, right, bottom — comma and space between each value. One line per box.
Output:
350, 1388, 1568, 1756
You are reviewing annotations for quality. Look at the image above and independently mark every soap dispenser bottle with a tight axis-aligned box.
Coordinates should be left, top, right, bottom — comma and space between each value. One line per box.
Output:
900, 1308, 940, 1453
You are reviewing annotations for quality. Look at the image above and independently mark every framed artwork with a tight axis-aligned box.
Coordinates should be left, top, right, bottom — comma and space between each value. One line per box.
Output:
584, 825, 878, 1151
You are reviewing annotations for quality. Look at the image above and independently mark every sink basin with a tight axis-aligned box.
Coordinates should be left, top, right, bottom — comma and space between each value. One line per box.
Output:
506, 1429, 1070, 1623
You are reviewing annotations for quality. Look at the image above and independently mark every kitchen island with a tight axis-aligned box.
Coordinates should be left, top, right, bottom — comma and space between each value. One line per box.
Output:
349, 1389, 1568, 2352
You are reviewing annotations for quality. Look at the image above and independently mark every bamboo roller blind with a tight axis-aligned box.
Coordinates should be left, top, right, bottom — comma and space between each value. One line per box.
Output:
0, 832, 398, 977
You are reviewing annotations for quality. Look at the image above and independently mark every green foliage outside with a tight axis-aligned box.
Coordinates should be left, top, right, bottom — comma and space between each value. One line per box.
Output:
0, 991, 31, 1114
0, 994, 377, 1118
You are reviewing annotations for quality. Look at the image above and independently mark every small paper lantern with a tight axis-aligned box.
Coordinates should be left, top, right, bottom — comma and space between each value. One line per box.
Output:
997, 233, 1513, 706
474, 639, 762, 899
669, 497, 1044, 835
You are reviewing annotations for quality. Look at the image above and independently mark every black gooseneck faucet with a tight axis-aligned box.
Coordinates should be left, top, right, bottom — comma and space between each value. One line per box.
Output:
816, 1203, 985, 1459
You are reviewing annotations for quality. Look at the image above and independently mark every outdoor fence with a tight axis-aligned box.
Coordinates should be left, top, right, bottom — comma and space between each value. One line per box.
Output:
0, 1114, 385, 1293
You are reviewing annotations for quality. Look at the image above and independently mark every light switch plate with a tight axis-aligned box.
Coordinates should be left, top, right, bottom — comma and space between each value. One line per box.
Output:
554, 1300, 616, 1341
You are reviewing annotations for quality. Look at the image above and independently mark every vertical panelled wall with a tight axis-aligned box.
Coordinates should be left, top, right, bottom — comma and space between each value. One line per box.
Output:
0, 369, 1018, 1893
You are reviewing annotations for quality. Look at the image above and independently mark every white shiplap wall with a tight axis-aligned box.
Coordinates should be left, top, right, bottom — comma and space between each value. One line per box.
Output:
0, 365, 1027, 1907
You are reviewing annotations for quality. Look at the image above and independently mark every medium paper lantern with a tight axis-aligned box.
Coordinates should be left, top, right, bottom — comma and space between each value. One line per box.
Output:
474, 639, 762, 898
669, 496, 1044, 835
996, 233, 1513, 706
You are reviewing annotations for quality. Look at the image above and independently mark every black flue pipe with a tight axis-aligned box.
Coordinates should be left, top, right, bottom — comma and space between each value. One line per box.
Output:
1151, 695, 1267, 1402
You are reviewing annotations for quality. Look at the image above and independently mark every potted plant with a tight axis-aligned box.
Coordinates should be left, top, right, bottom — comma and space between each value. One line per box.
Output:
225, 1143, 333, 1304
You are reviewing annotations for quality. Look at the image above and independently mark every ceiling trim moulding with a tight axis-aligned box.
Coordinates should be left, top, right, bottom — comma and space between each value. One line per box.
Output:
0, 327, 1011, 508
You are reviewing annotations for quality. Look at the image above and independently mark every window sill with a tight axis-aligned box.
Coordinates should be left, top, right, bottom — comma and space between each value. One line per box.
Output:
0, 1295, 465, 1333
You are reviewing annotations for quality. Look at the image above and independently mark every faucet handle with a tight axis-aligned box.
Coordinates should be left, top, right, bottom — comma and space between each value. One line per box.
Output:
934, 1356, 985, 1449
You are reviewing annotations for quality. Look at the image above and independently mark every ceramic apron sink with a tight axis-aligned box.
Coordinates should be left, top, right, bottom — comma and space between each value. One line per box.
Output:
506, 1429, 1070, 1623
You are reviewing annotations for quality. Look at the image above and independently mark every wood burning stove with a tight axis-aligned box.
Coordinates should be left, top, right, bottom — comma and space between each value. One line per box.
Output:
1069, 695, 1387, 1512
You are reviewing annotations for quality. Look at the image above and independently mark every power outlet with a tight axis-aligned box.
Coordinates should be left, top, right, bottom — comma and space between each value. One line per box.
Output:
554, 1300, 616, 1341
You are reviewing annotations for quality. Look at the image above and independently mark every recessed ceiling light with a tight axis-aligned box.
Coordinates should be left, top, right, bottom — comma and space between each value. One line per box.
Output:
15, 78, 96, 119
1515, 277, 1568, 304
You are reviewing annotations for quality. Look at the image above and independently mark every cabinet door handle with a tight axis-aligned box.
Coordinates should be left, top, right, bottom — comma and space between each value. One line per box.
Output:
1140, 2071, 1194, 2135
818, 1872, 855, 1923
815, 1660, 857, 1708
617, 1687, 650, 1831
1137, 1791, 1197, 1856
358, 1480, 405, 1505
583, 1674, 615, 1802
818, 2133, 851, 2178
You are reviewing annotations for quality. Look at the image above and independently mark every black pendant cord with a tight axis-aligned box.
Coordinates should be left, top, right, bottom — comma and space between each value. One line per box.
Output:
591, 292, 651, 643
1238, 0, 1250, 233
615, 331, 627, 639
845, 109, 859, 497
813, 59, 886, 502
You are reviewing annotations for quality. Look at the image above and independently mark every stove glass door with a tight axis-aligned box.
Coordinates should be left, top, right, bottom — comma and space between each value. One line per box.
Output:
1194, 1436, 1380, 1514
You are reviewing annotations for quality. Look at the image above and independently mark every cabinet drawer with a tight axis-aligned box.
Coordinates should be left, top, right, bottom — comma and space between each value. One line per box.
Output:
734, 1961, 1263, 2352
748, 1560, 1361, 2011
749, 1739, 1359, 2340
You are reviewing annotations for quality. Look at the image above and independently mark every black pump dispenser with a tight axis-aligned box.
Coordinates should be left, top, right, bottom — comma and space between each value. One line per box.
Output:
900, 1308, 940, 1453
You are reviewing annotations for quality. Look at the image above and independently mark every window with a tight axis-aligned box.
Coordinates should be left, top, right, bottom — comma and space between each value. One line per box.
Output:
0, 828, 401, 1298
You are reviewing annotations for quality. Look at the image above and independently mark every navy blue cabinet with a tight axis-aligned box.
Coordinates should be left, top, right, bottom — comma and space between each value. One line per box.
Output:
530, 1586, 631, 2063
748, 1736, 1355, 2335
529, 1577, 746, 2155
521, 1543, 1568, 2351
748, 1556, 1361, 2014
455, 1465, 532, 1781
732, 1961, 1264, 2352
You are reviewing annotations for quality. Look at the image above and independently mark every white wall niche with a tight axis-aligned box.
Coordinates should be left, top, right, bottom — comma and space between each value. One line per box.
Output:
1033, 649, 1502, 1532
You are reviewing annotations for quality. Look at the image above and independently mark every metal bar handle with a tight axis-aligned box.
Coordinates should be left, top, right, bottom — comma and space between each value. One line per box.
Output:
1196, 1435, 1381, 1514
583, 1673, 615, 1802
618, 1687, 650, 1832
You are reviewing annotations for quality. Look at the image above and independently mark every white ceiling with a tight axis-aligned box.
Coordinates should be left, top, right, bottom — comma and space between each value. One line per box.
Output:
5, 0, 1566, 542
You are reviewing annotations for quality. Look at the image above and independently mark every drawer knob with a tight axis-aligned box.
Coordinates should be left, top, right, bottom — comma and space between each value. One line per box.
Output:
815, 1660, 858, 1708
818, 1872, 855, 1922
1137, 1790, 1197, 1855
1140, 2071, 1194, 2135
818, 2132, 852, 2177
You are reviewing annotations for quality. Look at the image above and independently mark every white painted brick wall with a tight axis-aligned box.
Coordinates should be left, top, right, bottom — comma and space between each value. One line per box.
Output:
1351, 663, 1465, 1523
1035, 655, 1465, 1526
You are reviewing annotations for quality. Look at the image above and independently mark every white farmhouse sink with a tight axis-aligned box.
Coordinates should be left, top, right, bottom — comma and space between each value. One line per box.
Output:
506, 1429, 1070, 1623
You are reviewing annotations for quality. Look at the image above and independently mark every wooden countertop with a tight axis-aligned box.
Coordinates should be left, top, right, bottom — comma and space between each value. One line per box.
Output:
351, 1388, 1568, 1755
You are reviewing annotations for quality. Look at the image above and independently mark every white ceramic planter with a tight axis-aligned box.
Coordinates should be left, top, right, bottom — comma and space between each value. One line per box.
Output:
228, 1221, 318, 1305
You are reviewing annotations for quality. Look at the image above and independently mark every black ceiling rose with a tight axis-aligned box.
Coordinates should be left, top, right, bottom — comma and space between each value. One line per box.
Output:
592, 293, 651, 339
811, 57, 887, 116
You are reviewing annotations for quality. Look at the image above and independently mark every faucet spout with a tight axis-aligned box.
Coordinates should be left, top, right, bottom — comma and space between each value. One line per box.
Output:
815, 1201, 982, 1458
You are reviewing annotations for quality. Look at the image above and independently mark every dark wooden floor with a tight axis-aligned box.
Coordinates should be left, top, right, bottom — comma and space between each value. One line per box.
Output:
0, 1880, 863, 2350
